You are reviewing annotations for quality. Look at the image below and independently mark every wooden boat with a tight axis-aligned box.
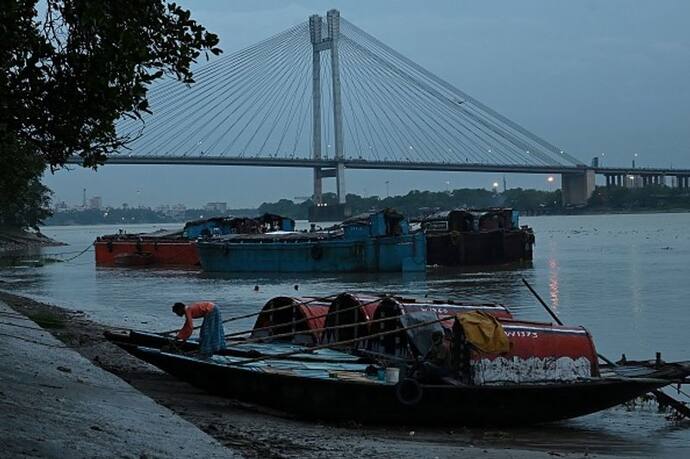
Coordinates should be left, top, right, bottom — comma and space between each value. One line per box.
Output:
95, 214, 294, 267
105, 294, 690, 426
105, 329, 689, 426
419, 208, 535, 266
197, 209, 426, 273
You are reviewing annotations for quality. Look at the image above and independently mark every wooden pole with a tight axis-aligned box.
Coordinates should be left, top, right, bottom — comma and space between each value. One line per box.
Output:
225, 312, 403, 348
521, 277, 690, 419
226, 314, 454, 367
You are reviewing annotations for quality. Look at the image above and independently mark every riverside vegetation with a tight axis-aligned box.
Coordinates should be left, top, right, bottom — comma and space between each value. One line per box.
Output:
45, 185, 690, 225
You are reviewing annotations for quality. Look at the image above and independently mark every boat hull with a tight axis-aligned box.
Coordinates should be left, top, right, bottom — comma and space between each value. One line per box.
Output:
95, 240, 199, 266
426, 229, 534, 266
118, 344, 665, 426
197, 233, 426, 273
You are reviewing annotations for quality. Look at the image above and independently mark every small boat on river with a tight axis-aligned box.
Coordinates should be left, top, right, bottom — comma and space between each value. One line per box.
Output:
94, 214, 294, 267
196, 209, 426, 273
106, 292, 690, 426
419, 208, 534, 266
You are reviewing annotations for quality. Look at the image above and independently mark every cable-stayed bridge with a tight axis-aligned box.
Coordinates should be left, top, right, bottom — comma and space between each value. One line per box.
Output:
103, 9, 690, 210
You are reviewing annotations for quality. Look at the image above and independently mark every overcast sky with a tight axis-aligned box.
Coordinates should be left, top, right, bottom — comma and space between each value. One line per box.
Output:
45, 0, 690, 208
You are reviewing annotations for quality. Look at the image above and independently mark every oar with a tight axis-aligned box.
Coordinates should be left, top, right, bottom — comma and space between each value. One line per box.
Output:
224, 297, 383, 339
158, 294, 341, 336
521, 278, 690, 419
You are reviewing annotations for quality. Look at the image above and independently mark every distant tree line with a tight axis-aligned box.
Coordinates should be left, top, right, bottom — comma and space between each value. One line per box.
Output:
46, 207, 251, 226
588, 185, 690, 211
44, 186, 690, 226
258, 186, 690, 220
258, 188, 563, 220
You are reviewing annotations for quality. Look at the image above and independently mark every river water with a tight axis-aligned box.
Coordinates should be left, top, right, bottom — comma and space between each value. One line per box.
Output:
2, 213, 689, 456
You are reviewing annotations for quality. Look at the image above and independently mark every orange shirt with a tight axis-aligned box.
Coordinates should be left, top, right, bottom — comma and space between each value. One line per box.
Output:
176, 302, 215, 341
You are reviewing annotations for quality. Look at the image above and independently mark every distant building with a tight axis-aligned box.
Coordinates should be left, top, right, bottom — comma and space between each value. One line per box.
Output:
204, 202, 227, 214
88, 196, 103, 210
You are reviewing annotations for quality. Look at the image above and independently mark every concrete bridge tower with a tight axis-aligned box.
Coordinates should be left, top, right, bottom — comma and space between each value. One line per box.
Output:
309, 10, 349, 220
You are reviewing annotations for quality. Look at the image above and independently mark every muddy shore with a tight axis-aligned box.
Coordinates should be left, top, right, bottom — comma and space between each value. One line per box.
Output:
0, 228, 63, 255
0, 291, 635, 458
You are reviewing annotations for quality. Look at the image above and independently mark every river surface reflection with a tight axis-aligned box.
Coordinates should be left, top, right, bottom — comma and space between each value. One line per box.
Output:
2, 213, 690, 456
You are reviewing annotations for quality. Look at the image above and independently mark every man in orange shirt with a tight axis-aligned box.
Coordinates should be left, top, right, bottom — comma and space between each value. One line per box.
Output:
172, 301, 226, 356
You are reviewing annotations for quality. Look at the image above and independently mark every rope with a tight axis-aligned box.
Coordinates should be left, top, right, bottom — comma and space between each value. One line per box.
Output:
226, 314, 454, 367
58, 243, 94, 262
225, 313, 401, 348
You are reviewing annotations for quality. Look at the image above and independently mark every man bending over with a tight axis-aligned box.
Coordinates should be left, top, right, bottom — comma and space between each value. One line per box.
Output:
173, 301, 226, 356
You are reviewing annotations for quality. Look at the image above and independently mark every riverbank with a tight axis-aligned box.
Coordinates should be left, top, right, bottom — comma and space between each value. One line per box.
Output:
0, 290, 632, 458
0, 227, 63, 254
0, 297, 234, 458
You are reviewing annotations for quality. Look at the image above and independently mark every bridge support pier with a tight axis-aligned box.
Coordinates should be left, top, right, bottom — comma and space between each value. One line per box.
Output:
562, 169, 595, 206
309, 14, 323, 204
309, 9, 347, 207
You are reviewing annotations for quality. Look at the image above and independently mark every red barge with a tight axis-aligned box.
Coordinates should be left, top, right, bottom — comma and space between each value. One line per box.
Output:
95, 214, 295, 267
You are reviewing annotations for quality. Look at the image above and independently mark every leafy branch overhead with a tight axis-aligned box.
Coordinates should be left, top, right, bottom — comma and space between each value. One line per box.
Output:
3, 0, 222, 170
1, 1, 221, 229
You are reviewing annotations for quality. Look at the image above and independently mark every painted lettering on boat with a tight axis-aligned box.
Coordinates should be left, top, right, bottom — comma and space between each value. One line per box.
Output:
505, 330, 539, 339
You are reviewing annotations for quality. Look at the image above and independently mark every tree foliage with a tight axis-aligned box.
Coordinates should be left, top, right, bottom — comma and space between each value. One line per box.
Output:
0, 133, 52, 229
258, 188, 564, 220
1, 0, 221, 228
588, 186, 690, 210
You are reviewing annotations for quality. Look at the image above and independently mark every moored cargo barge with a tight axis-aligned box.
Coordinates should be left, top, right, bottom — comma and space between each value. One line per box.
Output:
197, 209, 426, 273
95, 214, 294, 267
420, 208, 534, 266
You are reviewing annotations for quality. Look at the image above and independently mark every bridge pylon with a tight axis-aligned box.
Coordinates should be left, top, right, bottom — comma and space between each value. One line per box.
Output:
310, 9, 346, 208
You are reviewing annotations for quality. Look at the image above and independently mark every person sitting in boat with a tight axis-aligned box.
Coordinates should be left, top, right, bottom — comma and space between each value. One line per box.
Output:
172, 301, 226, 356
421, 330, 453, 382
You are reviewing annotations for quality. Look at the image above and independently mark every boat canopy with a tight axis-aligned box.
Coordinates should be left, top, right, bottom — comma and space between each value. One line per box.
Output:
256, 213, 296, 231
421, 208, 519, 232
359, 297, 512, 359
251, 296, 330, 345
184, 216, 260, 239
321, 293, 383, 345
342, 208, 410, 238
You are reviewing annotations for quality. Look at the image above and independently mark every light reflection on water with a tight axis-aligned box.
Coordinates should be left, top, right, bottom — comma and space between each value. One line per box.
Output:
2, 214, 690, 456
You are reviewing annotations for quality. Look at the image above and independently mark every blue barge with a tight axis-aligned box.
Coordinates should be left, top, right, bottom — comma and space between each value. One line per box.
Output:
197, 209, 426, 273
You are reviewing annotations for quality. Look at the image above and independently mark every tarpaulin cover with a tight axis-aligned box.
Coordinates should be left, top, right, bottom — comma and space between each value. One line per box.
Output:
457, 311, 510, 354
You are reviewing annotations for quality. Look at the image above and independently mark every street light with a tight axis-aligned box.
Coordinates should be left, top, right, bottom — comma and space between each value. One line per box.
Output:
547, 176, 555, 192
